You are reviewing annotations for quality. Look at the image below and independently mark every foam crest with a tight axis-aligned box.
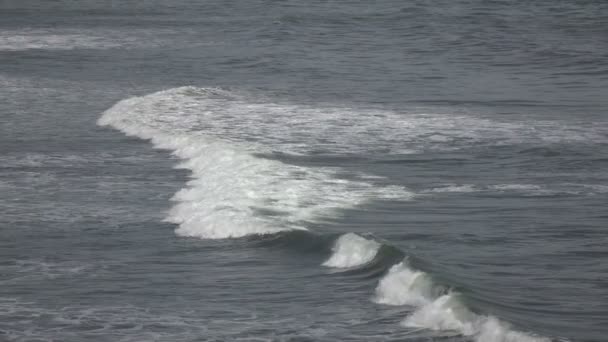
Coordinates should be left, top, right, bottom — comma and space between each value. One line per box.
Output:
373, 261, 438, 306
374, 261, 552, 342
404, 298, 551, 342
476, 317, 552, 342
403, 294, 477, 335
323, 233, 381, 268
99, 89, 413, 239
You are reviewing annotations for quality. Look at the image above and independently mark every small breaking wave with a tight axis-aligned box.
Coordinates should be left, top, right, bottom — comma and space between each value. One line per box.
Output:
373, 260, 552, 342
373, 261, 445, 307
323, 233, 381, 268
322, 234, 555, 341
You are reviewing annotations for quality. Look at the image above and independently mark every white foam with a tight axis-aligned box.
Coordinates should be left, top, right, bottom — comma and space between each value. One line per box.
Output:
475, 317, 552, 342
99, 87, 608, 158
403, 294, 477, 334
404, 298, 551, 342
98, 88, 413, 239
425, 184, 477, 193
373, 261, 438, 306
374, 261, 552, 342
0, 28, 207, 51
0, 29, 130, 51
575, 184, 608, 194
490, 184, 543, 191
322, 233, 381, 268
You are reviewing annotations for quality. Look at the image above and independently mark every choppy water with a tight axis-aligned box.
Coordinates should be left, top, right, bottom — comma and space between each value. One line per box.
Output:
1, 1, 607, 341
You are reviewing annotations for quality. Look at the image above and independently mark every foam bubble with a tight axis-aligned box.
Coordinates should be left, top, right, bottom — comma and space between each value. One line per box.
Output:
322, 233, 381, 268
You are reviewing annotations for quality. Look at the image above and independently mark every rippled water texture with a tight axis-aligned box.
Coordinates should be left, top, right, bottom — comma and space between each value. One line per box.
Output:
1, 1, 607, 341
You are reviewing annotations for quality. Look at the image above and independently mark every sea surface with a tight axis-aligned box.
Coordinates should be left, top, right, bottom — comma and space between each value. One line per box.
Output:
1, 1, 607, 341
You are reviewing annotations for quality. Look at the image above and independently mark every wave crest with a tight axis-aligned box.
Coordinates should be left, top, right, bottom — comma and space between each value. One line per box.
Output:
323, 233, 381, 268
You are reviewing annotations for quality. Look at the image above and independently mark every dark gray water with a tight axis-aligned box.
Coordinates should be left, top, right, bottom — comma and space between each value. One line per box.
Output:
1, 1, 607, 341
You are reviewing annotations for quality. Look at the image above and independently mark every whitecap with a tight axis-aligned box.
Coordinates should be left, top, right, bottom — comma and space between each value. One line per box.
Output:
323, 233, 381, 268
373, 261, 439, 307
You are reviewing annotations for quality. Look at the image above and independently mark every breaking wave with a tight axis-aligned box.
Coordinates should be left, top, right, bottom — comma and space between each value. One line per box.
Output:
99, 87, 560, 341
321, 233, 554, 342
323, 233, 381, 268
373, 259, 551, 342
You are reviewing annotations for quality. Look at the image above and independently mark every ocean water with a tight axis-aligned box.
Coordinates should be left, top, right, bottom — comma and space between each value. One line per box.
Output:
1, 1, 607, 341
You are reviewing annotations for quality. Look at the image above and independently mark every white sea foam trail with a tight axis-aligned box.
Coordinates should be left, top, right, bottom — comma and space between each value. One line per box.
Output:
374, 261, 552, 342
98, 88, 413, 239
98, 86, 607, 159
323, 233, 381, 268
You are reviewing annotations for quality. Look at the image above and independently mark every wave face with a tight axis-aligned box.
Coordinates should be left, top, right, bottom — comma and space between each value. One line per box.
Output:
98, 87, 412, 238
